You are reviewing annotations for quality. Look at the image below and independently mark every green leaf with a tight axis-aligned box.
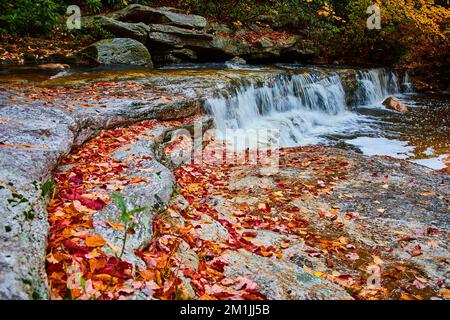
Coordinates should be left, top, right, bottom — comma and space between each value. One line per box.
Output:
111, 193, 127, 214
128, 206, 149, 216
78, 275, 86, 291
111, 193, 129, 223
41, 178, 55, 198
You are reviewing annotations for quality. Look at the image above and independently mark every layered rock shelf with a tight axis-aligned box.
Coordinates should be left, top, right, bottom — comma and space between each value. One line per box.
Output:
80, 4, 312, 67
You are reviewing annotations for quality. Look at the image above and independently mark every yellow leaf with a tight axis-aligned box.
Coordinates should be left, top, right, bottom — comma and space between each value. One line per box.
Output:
314, 271, 324, 277
440, 288, 450, 299
373, 255, 384, 265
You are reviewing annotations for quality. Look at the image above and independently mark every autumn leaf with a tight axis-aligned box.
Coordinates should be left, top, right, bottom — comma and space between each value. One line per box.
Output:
85, 235, 106, 247
107, 220, 125, 231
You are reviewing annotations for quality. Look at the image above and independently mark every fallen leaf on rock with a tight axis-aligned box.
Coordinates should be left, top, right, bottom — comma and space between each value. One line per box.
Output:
439, 288, 450, 299
412, 280, 426, 289
280, 242, 290, 249
233, 277, 258, 291
107, 220, 125, 231
130, 177, 149, 184
346, 252, 360, 260
372, 255, 384, 265
85, 235, 106, 247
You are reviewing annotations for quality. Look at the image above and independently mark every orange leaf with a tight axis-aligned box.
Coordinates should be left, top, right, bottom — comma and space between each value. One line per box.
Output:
107, 220, 125, 231
85, 235, 106, 247
89, 258, 107, 272
280, 242, 290, 249
130, 177, 149, 184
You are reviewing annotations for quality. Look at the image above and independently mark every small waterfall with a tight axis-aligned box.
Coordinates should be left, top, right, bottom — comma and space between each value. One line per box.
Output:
206, 72, 357, 147
402, 70, 414, 93
206, 68, 402, 148
354, 68, 400, 105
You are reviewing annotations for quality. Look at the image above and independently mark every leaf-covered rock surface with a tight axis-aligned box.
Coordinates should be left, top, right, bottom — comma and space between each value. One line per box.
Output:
46, 134, 449, 300
0, 68, 448, 300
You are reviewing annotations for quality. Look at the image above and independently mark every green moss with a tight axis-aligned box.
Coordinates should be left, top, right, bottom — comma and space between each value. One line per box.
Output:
7, 192, 29, 207
32, 291, 41, 300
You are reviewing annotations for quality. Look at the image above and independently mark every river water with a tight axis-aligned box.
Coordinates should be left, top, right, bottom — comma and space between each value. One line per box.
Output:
204, 65, 449, 170
1, 64, 448, 170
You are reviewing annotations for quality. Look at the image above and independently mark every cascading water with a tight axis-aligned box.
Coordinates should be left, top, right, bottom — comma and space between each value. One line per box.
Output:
402, 70, 414, 93
206, 68, 401, 147
354, 68, 400, 105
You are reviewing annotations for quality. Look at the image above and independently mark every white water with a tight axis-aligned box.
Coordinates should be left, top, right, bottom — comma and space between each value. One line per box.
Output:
354, 69, 399, 106
206, 68, 400, 147
402, 70, 414, 93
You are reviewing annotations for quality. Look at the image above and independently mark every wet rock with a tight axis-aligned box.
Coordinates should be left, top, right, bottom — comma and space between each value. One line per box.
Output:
176, 240, 199, 270
80, 38, 153, 67
334, 141, 363, 154
228, 56, 247, 65
222, 249, 353, 300
37, 63, 70, 71
193, 215, 230, 242
96, 17, 150, 44
0, 105, 76, 299
0, 69, 259, 299
383, 96, 409, 113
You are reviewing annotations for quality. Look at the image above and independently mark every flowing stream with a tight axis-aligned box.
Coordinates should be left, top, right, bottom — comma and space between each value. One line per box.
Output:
205, 67, 449, 169
1, 64, 448, 169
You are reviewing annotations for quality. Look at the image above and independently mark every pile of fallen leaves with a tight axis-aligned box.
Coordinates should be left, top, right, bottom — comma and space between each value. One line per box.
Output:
47, 120, 158, 299
46, 121, 268, 300
0, 34, 91, 64
46, 124, 447, 300
218, 30, 296, 47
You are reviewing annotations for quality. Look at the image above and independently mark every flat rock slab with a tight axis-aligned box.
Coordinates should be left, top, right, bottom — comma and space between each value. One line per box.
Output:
112, 4, 207, 30
1, 68, 267, 299
223, 249, 353, 300
170, 143, 449, 300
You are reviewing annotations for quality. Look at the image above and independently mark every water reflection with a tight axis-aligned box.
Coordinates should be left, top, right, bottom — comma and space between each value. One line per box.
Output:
346, 92, 450, 170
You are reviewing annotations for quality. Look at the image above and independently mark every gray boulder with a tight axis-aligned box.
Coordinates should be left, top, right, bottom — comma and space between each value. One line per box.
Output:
89, 137, 175, 266
112, 4, 207, 30
96, 16, 150, 44
210, 37, 251, 57
147, 24, 213, 48
0, 105, 77, 300
80, 38, 153, 67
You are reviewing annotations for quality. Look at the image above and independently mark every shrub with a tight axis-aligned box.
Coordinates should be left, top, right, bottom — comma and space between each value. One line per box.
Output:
342, 0, 450, 65
0, 0, 63, 36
